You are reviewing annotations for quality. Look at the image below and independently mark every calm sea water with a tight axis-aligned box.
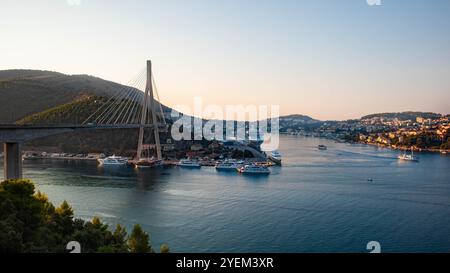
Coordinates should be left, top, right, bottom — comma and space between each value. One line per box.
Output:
2, 136, 450, 253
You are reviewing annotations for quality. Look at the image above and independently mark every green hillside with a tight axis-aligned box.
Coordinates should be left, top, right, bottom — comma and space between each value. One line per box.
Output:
0, 69, 171, 123
14, 95, 158, 126
16, 96, 106, 125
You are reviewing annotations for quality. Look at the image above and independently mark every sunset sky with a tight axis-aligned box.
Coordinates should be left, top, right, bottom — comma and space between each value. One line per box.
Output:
1, 0, 449, 120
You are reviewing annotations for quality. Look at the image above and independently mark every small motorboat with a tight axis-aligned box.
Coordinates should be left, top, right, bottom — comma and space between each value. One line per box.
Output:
398, 147, 419, 162
318, 145, 327, 150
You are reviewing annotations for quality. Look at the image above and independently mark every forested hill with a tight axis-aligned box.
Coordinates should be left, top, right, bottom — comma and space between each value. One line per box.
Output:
0, 69, 170, 123
361, 112, 442, 121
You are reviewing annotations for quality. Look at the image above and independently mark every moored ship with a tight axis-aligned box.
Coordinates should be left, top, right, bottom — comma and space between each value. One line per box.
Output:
215, 159, 241, 171
178, 159, 201, 168
133, 157, 163, 168
98, 155, 128, 166
268, 151, 282, 165
238, 164, 270, 175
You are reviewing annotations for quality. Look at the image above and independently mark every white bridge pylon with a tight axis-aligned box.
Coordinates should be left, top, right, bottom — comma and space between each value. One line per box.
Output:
82, 60, 166, 161
136, 60, 162, 161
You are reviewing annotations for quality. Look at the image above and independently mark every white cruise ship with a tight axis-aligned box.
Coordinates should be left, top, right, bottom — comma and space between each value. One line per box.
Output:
215, 160, 241, 171
98, 155, 128, 166
268, 151, 282, 165
238, 164, 270, 175
178, 159, 201, 168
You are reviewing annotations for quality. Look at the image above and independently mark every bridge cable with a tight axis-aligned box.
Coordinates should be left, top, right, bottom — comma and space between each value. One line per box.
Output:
111, 70, 146, 124
120, 79, 144, 124
106, 70, 144, 124
82, 71, 143, 124
151, 72, 167, 124
120, 75, 145, 123
82, 78, 132, 124
98, 69, 145, 124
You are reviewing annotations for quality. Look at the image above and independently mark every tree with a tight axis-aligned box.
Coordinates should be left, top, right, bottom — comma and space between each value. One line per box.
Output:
0, 214, 23, 252
128, 224, 152, 253
72, 217, 114, 253
110, 224, 129, 252
0, 179, 45, 246
160, 244, 170, 253
0, 179, 163, 253
53, 200, 75, 236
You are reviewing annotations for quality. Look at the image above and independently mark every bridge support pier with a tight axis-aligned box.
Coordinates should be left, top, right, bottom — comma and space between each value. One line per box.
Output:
3, 142, 22, 180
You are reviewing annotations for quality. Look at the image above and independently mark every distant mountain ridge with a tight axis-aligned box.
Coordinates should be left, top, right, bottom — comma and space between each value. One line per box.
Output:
361, 111, 442, 121
278, 112, 444, 124
0, 69, 64, 80
279, 114, 320, 122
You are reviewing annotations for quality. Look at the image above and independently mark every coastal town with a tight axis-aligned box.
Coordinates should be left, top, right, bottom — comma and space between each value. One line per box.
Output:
280, 112, 450, 153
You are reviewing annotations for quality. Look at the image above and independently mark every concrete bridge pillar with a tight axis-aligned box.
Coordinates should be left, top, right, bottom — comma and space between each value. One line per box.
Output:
3, 142, 22, 180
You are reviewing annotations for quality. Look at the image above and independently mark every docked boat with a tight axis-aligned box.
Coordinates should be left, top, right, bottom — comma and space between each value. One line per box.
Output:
22, 154, 39, 160
238, 164, 270, 175
268, 151, 282, 165
134, 157, 163, 168
318, 145, 327, 150
98, 155, 128, 166
215, 160, 240, 171
398, 148, 419, 162
178, 159, 201, 168
254, 161, 275, 167
200, 159, 216, 167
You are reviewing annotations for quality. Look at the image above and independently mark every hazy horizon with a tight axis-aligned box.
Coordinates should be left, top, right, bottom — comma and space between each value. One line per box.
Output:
1, 0, 449, 120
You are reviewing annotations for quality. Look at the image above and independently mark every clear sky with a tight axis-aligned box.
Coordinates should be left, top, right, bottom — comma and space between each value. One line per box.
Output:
1, 0, 449, 120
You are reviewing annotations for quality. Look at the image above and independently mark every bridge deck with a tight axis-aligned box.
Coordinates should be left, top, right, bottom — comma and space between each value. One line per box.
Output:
0, 123, 169, 143
0, 124, 167, 129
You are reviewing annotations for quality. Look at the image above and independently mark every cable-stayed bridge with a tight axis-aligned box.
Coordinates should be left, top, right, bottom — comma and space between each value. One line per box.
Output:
0, 60, 167, 179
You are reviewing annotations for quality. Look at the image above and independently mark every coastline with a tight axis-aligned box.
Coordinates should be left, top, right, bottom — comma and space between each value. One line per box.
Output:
281, 133, 449, 154
356, 141, 449, 154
